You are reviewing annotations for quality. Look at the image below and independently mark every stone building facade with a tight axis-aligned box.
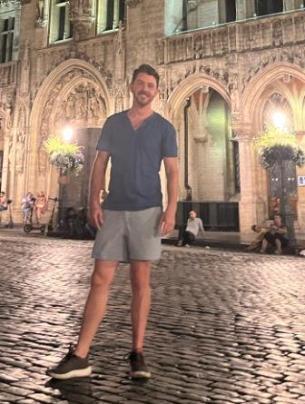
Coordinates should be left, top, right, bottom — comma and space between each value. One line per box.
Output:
1, 0, 305, 240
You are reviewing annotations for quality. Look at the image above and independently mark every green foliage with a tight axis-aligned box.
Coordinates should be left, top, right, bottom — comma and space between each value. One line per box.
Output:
255, 125, 305, 168
44, 136, 84, 175
44, 136, 80, 156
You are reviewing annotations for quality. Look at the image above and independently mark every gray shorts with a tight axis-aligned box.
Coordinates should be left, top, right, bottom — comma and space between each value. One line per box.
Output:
92, 207, 162, 262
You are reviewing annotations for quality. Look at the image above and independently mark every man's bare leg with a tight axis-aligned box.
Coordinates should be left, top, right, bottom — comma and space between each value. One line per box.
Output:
74, 259, 118, 358
130, 260, 151, 353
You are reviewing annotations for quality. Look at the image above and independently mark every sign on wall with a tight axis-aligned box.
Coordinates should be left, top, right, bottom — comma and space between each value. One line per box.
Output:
297, 176, 305, 186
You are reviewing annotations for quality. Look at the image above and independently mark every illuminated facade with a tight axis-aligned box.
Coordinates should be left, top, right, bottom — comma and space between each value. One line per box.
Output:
1, 0, 305, 240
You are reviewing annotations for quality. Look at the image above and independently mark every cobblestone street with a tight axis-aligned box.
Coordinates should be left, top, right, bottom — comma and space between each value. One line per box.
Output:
0, 233, 305, 403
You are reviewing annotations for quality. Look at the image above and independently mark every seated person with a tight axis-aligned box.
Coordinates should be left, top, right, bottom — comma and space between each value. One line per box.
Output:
246, 223, 268, 251
177, 210, 205, 247
260, 214, 288, 254
0, 192, 8, 212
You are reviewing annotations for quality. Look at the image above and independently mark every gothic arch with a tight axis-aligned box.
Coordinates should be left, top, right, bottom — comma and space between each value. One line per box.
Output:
166, 74, 230, 120
30, 59, 111, 138
29, 59, 111, 178
242, 63, 305, 126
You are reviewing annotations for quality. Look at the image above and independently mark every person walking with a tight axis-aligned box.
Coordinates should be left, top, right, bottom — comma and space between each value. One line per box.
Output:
47, 64, 179, 380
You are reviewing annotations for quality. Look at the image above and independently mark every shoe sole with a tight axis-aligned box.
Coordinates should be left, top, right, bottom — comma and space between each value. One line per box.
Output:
130, 370, 151, 379
47, 366, 92, 380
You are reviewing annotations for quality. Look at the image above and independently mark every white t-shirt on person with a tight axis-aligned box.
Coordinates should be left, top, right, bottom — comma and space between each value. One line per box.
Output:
186, 217, 205, 237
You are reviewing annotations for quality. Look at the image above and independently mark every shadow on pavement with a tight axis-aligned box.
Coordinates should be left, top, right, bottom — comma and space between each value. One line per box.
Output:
46, 377, 94, 403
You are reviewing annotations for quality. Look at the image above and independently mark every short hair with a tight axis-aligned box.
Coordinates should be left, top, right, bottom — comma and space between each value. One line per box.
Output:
131, 64, 160, 87
251, 224, 257, 232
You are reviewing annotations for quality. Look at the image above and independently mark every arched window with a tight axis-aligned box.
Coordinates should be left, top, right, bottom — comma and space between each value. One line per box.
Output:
255, 0, 283, 16
0, 17, 14, 62
49, 0, 72, 43
97, 0, 125, 33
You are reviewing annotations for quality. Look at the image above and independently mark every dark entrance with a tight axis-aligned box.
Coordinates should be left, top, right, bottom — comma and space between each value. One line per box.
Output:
268, 161, 297, 218
62, 128, 100, 210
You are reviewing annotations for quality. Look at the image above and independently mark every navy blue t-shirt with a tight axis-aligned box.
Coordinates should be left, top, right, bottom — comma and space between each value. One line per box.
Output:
96, 110, 178, 211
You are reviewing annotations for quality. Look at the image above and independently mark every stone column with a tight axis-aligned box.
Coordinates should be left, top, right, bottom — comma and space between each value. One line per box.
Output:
283, 0, 296, 11
296, 131, 305, 230
236, 130, 257, 242
235, 0, 247, 20
1, 134, 10, 195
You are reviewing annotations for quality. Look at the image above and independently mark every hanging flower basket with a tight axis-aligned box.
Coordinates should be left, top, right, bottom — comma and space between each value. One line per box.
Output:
255, 125, 305, 169
44, 136, 85, 176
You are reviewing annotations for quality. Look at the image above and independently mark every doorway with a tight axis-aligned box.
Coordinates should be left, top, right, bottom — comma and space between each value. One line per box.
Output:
63, 128, 100, 209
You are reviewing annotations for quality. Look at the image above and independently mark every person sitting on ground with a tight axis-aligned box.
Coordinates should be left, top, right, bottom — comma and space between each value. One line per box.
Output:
0, 192, 8, 212
260, 214, 288, 255
245, 223, 268, 251
177, 210, 205, 247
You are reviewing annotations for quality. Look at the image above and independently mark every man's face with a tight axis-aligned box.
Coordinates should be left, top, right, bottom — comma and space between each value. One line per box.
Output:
130, 73, 158, 107
189, 211, 196, 219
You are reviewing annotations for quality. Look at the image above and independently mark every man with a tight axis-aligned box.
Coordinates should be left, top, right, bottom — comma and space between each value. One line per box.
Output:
177, 210, 204, 247
47, 64, 178, 380
245, 224, 268, 252
260, 214, 288, 254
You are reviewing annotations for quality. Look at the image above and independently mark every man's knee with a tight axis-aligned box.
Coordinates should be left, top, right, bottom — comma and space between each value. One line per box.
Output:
91, 261, 117, 288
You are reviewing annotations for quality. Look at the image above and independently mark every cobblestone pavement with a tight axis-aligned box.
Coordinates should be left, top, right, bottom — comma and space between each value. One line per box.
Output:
0, 233, 305, 404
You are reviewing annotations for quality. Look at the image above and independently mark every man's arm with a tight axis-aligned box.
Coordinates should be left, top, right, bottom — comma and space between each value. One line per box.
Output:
160, 157, 179, 236
89, 150, 110, 229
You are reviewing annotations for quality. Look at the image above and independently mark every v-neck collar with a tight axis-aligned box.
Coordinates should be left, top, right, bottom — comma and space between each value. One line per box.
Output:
125, 110, 156, 132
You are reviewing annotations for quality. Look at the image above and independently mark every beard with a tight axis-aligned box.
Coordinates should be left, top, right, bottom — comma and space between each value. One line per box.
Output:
133, 91, 155, 106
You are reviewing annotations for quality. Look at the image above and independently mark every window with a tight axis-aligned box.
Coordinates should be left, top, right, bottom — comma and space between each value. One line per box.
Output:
97, 0, 125, 33
0, 17, 14, 63
49, 0, 72, 43
225, 0, 236, 22
255, 0, 283, 16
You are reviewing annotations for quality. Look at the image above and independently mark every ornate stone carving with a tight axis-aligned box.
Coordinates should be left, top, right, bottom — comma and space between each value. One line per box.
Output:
242, 45, 305, 92
20, 40, 31, 95
14, 106, 27, 174
228, 73, 240, 116
37, 67, 108, 173
36, 0, 47, 27
125, 0, 143, 8
114, 22, 126, 82
0, 0, 21, 5
59, 83, 106, 123
71, 0, 95, 40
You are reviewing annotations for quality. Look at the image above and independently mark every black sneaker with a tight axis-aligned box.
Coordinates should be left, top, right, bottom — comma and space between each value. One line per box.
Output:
128, 351, 151, 379
46, 344, 92, 380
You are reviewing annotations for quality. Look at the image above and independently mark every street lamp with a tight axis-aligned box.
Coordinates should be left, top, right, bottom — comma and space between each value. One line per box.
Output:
271, 111, 287, 131
62, 126, 73, 143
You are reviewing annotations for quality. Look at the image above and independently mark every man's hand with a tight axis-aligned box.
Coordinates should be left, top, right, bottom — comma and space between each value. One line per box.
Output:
160, 209, 176, 236
89, 203, 104, 230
